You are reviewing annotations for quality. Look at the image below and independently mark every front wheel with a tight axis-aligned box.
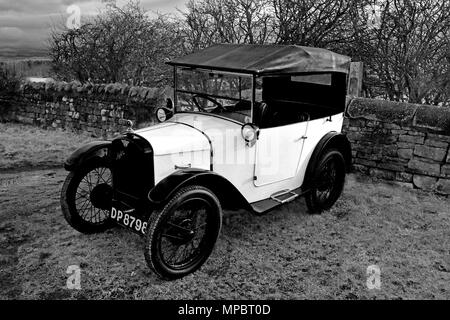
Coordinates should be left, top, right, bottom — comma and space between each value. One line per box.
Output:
305, 149, 346, 214
144, 185, 222, 280
61, 157, 114, 234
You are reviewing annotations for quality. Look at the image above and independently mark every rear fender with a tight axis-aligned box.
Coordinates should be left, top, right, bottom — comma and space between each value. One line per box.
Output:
303, 132, 352, 189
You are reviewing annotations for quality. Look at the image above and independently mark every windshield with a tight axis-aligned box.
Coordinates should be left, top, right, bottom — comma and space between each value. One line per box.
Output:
175, 68, 261, 123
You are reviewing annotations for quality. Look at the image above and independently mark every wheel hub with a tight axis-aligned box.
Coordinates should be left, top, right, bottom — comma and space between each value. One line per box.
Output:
90, 183, 113, 210
168, 219, 196, 245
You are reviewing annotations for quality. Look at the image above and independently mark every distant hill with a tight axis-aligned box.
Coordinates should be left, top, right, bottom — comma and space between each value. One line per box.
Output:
0, 47, 49, 62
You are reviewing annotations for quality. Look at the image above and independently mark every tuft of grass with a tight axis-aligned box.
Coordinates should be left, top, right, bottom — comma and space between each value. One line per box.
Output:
0, 123, 96, 170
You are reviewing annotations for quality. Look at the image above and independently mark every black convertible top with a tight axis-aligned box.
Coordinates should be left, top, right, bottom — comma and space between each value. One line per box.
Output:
168, 44, 351, 75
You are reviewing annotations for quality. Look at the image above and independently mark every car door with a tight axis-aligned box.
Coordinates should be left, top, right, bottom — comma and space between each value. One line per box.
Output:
254, 119, 308, 187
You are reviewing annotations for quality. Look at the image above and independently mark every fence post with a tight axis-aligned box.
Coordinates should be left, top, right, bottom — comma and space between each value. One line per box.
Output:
348, 62, 364, 97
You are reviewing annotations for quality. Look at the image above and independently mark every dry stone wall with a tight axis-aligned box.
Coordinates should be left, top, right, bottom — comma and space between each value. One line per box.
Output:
344, 98, 450, 195
0, 80, 168, 138
1, 82, 449, 195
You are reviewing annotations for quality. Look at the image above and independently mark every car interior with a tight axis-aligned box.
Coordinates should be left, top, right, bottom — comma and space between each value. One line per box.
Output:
173, 71, 347, 128
255, 72, 347, 129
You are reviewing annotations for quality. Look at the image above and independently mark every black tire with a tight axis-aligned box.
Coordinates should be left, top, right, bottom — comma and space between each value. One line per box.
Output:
144, 185, 222, 280
61, 157, 114, 234
305, 149, 346, 214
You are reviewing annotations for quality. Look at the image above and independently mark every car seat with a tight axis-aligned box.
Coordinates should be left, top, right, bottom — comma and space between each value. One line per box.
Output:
253, 102, 272, 128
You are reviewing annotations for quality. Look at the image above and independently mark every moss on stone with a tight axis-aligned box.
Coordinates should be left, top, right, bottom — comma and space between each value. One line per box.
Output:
413, 105, 450, 135
347, 97, 418, 125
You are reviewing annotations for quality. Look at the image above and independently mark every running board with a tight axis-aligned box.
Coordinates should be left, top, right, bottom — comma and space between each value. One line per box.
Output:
270, 189, 299, 204
250, 187, 306, 215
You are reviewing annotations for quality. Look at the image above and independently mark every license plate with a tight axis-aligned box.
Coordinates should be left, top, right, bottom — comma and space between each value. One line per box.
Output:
110, 207, 147, 235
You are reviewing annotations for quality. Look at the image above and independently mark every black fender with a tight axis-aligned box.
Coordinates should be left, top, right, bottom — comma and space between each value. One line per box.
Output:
148, 169, 250, 210
303, 132, 352, 189
64, 141, 112, 171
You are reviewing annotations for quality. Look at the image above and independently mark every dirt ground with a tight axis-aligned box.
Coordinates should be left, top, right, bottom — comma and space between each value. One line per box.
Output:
0, 167, 449, 300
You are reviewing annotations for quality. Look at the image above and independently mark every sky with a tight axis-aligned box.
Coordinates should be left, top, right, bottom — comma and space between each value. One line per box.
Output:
0, 0, 186, 57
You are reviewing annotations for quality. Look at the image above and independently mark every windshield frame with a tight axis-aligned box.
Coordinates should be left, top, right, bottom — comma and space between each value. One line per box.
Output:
172, 66, 256, 124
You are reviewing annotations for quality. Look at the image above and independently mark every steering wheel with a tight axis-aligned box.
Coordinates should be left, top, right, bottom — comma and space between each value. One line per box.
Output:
298, 112, 311, 122
192, 94, 226, 113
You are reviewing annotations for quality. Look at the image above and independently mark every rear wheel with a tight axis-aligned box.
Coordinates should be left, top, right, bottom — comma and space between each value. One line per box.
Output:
61, 157, 114, 233
305, 149, 346, 214
144, 185, 222, 280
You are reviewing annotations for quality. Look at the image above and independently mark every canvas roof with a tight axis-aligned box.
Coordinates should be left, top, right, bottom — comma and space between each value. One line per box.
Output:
168, 44, 351, 75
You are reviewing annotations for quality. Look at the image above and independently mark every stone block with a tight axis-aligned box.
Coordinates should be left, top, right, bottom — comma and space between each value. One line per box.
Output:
390, 181, 413, 189
383, 123, 401, 130
397, 142, 415, 149
348, 115, 363, 129
396, 172, 413, 183
354, 158, 377, 167
407, 158, 441, 176
383, 145, 398, 157
353, 164, 369, 174
376, 162, 405, 172
435, 179, 450, 195
441, 165, 450, 177
427, 133, 450, 143
129, 86, 139, 97
398, 148, 413, 159
369, 168, 396, 180
413, 145, 447, 162
405, 130, 426, 137
366, 120, 381, 128
120, 85, 130, 95
346, 126, 359, 132
383, 135, 398, 144
391, 129, 407, 135
139, 88, 149, 99
399, 134, 424, 144
346, 132, 364, 141
424, 138, 448, 149
357, 152, 381, 161
413, 175, 437, 191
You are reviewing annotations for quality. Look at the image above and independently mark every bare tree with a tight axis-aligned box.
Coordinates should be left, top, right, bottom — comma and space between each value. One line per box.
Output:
49, 1, 183, 86
272, 0, 358, 49
353, 0, 450, 105
181, 0, 276, 51
47, 0, 449, 106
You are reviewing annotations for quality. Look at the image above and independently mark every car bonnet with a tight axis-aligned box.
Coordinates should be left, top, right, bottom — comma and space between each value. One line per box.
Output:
133, 121, 210, 156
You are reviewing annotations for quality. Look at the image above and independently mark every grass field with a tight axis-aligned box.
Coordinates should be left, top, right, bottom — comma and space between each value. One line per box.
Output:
0, 58, 52, 79
0, 123, 95, 171
0, 123, 449, 299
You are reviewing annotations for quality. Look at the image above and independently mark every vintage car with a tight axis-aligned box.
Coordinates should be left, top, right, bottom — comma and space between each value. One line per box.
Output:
61, 44, 352, 279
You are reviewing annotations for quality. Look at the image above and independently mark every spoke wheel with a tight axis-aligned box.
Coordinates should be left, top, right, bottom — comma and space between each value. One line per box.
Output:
306, 149, 346, 214
145, 185, 222, 280
61, 157, 114, 234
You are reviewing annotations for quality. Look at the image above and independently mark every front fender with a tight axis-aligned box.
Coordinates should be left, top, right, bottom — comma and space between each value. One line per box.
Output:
148, 169, 250, 210
64, 141, 112, 171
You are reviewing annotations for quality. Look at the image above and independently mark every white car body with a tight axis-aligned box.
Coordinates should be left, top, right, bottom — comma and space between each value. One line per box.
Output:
136, 111, 344, 204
